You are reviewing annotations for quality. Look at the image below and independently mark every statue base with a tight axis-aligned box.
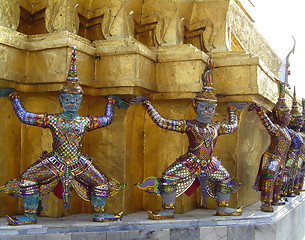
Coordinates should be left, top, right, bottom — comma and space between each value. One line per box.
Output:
1, 193, 305, 240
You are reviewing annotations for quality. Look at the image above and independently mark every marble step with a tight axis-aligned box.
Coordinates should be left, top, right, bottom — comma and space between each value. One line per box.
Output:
0, 193, 305, 240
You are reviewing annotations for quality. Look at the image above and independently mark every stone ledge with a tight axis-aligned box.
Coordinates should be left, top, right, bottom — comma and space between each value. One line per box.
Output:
0, 193, 304, 240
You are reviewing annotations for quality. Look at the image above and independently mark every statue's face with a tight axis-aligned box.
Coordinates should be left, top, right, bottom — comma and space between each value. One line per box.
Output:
196, 102, 217, 124
280, 110, 291, 127
290, 116, 304, 131
60, 93, 83, 112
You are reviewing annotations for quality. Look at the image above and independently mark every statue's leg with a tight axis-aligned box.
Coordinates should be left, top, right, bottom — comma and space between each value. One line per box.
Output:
260, 175, 274, 212
5, 157, 56, 225
293, 173, 300, 195
299, 174, 304, 191
272, 172, 285, 205
147, 161, 188, 220
198, 176, 208, 208
147, 178, 176, 220
259, 158, 282, 212
75, 162, 123, 222
286, 176, 296, 197
91, 186, 123, 222
205, 162, 242, 216
7, 180, 39, 225
215, 192, 241, 216
281, 172, 288, 198
160, 182, 176, 216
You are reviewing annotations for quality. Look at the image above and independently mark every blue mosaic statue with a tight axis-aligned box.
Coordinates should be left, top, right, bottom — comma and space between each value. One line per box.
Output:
0, 47, 128, 225
250, 84, 292, 212
283, 87, 304, 197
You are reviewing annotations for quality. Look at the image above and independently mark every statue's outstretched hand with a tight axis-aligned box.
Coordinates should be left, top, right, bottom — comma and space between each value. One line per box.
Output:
248, 103, 262, 112
109, 95, 129, 109
228, 102, 248, 110
129, 96, 148, 105
0, 88, 16, 97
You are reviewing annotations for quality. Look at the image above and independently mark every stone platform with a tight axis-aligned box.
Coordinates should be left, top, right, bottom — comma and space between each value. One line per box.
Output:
0, 193, 305, 240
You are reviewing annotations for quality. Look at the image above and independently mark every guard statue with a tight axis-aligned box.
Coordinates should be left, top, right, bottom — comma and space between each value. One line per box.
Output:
0, 47, 127, 225
282, 87, 304, 198
132, 57, 246, 219
249, 83, 292, 212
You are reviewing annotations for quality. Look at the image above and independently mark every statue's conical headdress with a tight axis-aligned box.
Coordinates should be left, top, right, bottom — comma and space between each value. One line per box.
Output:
195, 56, 217, 103
302, 98, 305, 120
290, 86, 302, 120
60, 46, 84, 94
272, 83, 289, 119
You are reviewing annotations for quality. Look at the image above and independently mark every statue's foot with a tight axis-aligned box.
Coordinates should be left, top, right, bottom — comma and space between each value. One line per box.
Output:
271, 198, 286, 206
147, 210, 174, 220
199, 205, 208, 209
216, 207, 242, 216
286, 192, 296, 197
93, 212, 124, 222
260, 204, 274, 212
6, 214, 37, 226
294, 189, 300, 195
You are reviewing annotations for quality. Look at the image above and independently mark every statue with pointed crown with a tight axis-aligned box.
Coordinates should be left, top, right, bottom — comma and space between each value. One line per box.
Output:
0, 46, 128, 225
281, 87, 304, 197
130, 57, 247, 219
248, 40, 296, 212
249, 83, 292, 212
294, 98, 305, 193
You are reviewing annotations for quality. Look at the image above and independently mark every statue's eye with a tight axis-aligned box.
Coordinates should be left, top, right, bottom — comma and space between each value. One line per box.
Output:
66, 98, 69, 102
75, 98, 78, 102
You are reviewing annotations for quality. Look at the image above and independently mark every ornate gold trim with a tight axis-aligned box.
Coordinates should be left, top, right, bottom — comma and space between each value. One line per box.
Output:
24, 209, 37, 214
162, 202, 175, 210
261, 195, 273, 203
92, 205, 105, 213
216, 199, 229, 207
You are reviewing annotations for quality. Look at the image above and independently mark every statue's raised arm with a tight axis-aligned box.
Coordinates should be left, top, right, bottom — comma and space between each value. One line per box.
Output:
248, 103, 279, 135
218, 102, 247, 135
88, 94, 128, 131
130, 95, 186, 133
8, 92, 48, 128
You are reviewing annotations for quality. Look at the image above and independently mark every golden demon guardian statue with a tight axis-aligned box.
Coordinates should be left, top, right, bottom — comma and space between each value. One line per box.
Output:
249, 83, 292, 212
281, 87, 304, 198
297, 99, 305, 193
0, 47, 128, 225
131, 57, 247, 220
